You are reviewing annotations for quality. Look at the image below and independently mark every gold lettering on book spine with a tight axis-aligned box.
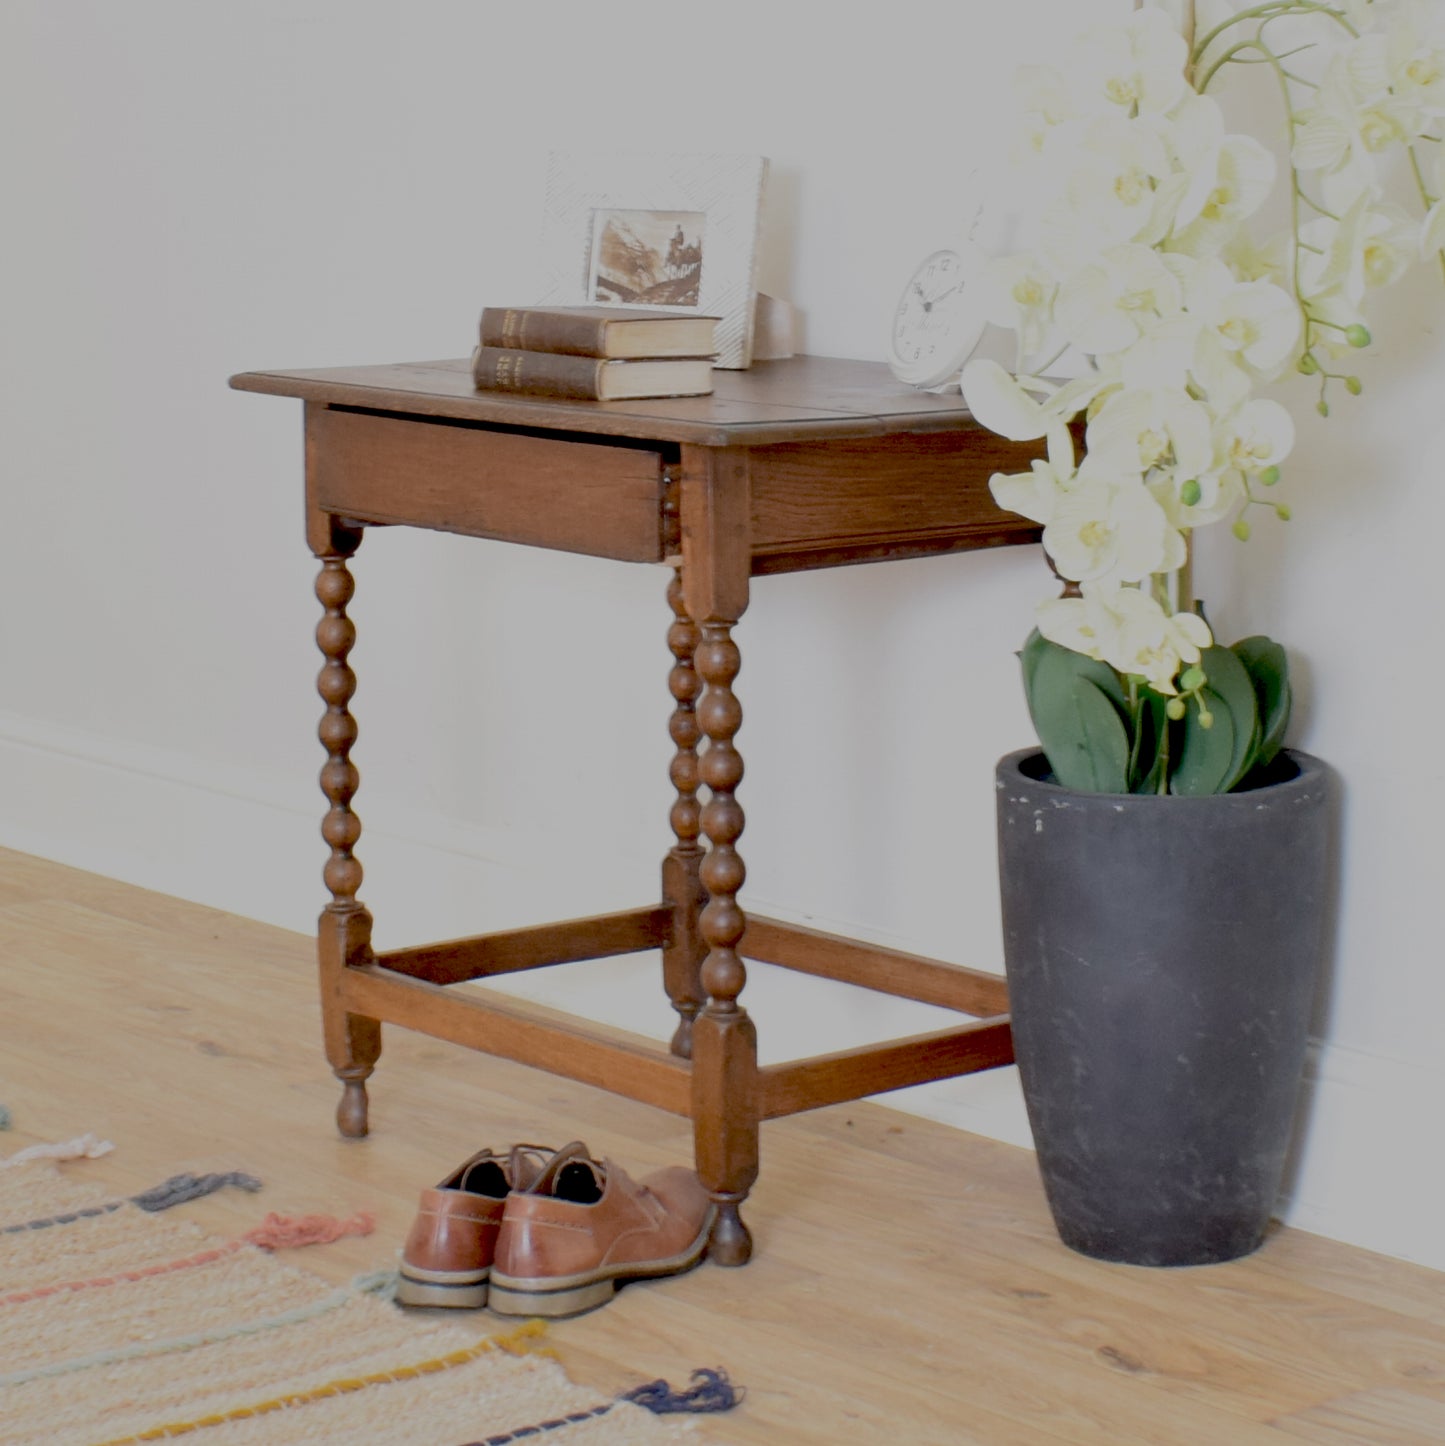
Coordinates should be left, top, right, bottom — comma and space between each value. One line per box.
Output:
487, 352, 522, 389
501, 309, 526, 349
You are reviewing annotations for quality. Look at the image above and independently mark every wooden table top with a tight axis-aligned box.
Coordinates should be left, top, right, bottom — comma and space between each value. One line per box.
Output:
229, 354, 988, 449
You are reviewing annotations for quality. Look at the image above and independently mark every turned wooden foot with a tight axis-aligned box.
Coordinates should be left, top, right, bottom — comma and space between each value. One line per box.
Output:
336, 1073, 371, 1138
669, 1012, 696, 1060
707, 1194, 753, 1266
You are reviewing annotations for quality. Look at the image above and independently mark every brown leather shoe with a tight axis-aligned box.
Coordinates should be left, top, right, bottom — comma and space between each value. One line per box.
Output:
396, 1143, 554, 1308
488, 1144, 713, 1318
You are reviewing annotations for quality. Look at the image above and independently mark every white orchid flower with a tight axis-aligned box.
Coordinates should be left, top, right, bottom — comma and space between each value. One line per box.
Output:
1167, 135, 1277, 257
1112, 593, 1214, 694
1301, 200, 1420, 306
1149, 463, 1245, 530
962, 358, 1119, 443
988, 424, 1077, 526
1145, 395, 1291, 530
1034, 588, 1120, 663
1300, 283, 1371, 357
1043, 474, 1186, 587
1084, 385, 1214, 482
1013, 65, 1079, 163
1061, 114, 1175, 248
1358, 204, 1423, 289
978, 254, 1057, 358
1016, 63, 1076, 128
1299, 200, 1371, 302
1219, 228, 1290, 287
1184, 260, 1302, 379
1055, 243, 1185, 356
961, 0, 1445, 683
1370, 1, 1445, 121
1295, 52, 1414, 176
1189, 329, 1255, 411
960, 360, 1055, 441
1213, 398, 1296, 475
1070, 6, 1190, 118
1167, 94, 1228, 229
1036, 583, 1212, 692
1119, 314, 1204, 392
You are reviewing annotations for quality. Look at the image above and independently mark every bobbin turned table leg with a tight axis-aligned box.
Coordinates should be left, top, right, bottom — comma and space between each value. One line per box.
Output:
681, 446, 759, 1267
693, 617, 758, 1264
313, 520, 381, 1138
662, 569, 707, 1059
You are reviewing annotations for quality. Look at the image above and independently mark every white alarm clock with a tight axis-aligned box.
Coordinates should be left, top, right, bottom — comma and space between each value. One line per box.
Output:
887, 245, 988, 389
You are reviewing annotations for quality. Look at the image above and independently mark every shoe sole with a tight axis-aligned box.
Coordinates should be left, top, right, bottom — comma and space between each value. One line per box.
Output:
395, 1262, 490, 1310
487, 1208, 714, 1319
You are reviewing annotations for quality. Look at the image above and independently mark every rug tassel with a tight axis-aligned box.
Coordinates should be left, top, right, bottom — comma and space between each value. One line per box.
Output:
131, 1171, 263, 1212
621, 1367, 741, 1414
0, 1132, 114, 1169
243, 1210, 375, 1250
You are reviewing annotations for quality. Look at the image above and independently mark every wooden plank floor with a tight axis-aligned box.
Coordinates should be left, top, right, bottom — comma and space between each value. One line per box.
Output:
3, 845, 1443, 1444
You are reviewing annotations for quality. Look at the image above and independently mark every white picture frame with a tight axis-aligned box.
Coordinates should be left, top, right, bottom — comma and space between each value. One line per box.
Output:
537, 151, 769, 370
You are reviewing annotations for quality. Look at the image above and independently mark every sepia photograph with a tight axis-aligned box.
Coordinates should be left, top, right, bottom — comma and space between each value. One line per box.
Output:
539, 151, 768, 367
588, 208, 705, 306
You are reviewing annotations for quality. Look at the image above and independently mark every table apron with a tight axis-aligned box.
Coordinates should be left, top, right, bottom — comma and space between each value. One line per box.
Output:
306, 405, 668, 562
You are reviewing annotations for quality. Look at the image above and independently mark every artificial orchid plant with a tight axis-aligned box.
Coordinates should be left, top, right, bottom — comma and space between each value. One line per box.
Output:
963, 0, 1445, 793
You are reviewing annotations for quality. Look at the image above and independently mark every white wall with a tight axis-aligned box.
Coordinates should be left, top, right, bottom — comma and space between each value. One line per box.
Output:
3, 0, 1442, 1270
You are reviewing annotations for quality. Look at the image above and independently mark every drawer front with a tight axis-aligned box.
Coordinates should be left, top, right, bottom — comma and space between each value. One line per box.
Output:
747, 430, 1042, 562
307, 407, 667, 562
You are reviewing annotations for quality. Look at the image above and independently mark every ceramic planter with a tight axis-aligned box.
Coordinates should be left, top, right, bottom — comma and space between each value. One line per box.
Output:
995, 747, 1333, 1266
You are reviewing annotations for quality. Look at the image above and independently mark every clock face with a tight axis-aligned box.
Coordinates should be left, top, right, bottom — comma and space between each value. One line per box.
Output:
888, 247, 987, 388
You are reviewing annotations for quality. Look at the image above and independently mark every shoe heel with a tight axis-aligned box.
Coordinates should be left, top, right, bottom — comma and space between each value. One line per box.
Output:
396, 1271, 489, 1310
488, 1276, 615, 1318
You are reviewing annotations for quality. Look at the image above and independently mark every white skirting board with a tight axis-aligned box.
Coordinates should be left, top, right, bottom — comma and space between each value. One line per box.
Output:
1, 708, 1441, 1274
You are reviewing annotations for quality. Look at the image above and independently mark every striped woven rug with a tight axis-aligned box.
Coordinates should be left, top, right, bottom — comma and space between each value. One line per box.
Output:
0, 1143, 716, 1445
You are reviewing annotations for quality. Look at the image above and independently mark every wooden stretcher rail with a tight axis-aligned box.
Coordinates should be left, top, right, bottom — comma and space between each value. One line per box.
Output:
342, 965, 692, 1116
758, 1016, 1014, 1120
374, 906, 673, 986
742, 916, 1009, 1017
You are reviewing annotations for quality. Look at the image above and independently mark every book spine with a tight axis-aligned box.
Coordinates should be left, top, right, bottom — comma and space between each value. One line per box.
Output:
471, 346, 608, 400
478, 308, 610, 357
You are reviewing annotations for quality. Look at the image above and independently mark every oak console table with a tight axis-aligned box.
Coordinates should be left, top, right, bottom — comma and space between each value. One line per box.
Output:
230, 354, 1041, 1264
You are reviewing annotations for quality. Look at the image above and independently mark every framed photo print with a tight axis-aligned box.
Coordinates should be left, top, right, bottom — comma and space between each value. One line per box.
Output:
538, 151, 769, 369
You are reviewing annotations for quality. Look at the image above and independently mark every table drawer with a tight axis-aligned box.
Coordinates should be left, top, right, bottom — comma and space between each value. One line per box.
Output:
307, 406, 667, 562
747, 430, 1042, 563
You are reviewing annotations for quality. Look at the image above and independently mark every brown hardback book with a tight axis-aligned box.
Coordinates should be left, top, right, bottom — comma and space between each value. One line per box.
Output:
471, 346, 714, 401
479, 306, 719, 359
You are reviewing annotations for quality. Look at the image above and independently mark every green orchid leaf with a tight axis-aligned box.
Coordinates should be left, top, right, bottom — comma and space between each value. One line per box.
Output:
1023, 642, 1131, 793
1261, 677, 1292, 763
1171, 686, 1238, 796
1197, 644, 1260, 791
1232, 635, 1292, 767
1021, 631, 1129, 713
1043, 678, 1132, 793
1019, 628, 1052, 696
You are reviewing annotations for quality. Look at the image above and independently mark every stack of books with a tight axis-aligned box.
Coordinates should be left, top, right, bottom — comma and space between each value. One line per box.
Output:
471, 306, 719, 401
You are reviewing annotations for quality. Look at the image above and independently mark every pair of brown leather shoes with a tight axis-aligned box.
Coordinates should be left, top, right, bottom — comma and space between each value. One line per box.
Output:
397, 1141, 713, 1318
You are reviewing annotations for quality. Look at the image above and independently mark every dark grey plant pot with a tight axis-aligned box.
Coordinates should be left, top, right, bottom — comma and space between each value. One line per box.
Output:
995, 747, 1333, 1267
